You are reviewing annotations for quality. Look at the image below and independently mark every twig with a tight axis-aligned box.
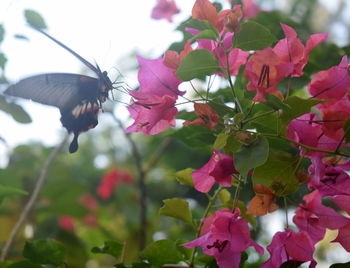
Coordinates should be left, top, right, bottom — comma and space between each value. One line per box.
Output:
111, 114, 173, 250
111, 114, 146, 250
0, 134, 68, 261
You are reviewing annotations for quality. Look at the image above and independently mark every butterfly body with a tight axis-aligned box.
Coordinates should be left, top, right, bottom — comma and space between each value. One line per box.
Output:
4, 28, 114, 153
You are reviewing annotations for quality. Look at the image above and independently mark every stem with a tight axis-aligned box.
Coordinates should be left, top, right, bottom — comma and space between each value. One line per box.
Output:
0, 134, 68, 262
112, 115, 146, 250
189, 187, 222, 266
256, 132, 350, 157
242, 110, 277, 124
232, 176, 241, 211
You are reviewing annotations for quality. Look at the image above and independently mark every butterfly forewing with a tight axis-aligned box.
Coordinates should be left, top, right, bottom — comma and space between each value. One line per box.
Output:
5, 73, 100, 110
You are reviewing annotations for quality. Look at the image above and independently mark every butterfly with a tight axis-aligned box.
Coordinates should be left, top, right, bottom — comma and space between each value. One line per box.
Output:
4, 27, 114, 153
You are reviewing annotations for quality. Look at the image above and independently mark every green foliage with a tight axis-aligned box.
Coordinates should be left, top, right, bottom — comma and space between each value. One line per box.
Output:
91, 240, 124, 258
175, 168, 195, 187
160, 198, 193, 225
0, 24, 4, 44
184, 18, 219, 35
176, 50, 220, 81
0, 53, 6, 70
0, 95, 32, 123
234, 21, 277, 51
140, 240, 183, 267
8, 261, 42, 268
253, 152, 300, 196
234, 136, 269, 178
23, 239, 67, 266
24, 10, 47, 29
0, 184, 27, 204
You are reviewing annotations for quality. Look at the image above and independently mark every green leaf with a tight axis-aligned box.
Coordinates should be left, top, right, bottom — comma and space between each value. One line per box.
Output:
234, 21, 276, 51
234, 136, 269, 177
265, 94, 290, 110
0, 53, 7, 70
343, 119, 350, 143
218, 188, 231, 204
175, 168, 194, 187
192, 29, 218, 41
23, 239, 67, 266
0, 96, 32, 123
131, 262, 151, 268
280, 96, 325, 127
0, 24, 4, 43
253, 152, 300, 196
171, 125, 214, 154
140, 240, 182, 267
160, 198, 193, 225
91, 240, 123, 258
0, 184, 27, 203
14, 34, 29, 41
24, 10, 47, 29
184, 18, 218, 34
176, 50, 220, 81
214, 133, 229, 149
8, 260, 42, 268
330, 261, 350, 268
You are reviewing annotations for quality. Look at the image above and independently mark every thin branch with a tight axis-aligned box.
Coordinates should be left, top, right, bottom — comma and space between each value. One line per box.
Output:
111, 114, 146, 250
0, 134, 68, 261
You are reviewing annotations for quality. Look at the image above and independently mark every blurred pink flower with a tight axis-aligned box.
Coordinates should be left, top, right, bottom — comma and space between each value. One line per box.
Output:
151, 0, 180, 22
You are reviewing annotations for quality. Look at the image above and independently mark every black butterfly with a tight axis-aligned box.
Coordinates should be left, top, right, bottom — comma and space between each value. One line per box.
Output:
4, 27, 114, 153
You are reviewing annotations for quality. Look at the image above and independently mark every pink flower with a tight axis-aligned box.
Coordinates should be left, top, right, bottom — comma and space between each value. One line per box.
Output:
287, 113, 342, 158
274, 24, 328, 77
261, 229, 316, 268
293, 191, 350, 238
127, 56, 184, 135
318, 98, 350, 141
126, 94, 178, 135
192, 149, 239, 192
308, 158, 350, 196
242, 0, 261, 19
244, 47, 292, 102
182, 209, 263, 268
79, 194, 98, 211
151, 0, 180, 22
97, 168, 134, 200
132, 56, 184, 99
332, 223, 350, 252
58, 216, 74, 232
308, 56, 350, 100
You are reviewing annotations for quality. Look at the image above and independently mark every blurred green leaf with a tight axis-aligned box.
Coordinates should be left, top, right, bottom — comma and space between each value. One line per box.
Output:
171, 125, 214, 154
0, 24, 4, 43
253, 152, 300, 196
192, 29, 218, 41
330, 261, 350, 268
140, 239, 182, 267
24, 10, 47, 29
91, 240, 123, 258
175, 168, 194, 187
184, 18, 218, 34
0, 96, 32, 123
234, 136, 269, 177
14, 34, 29, 41
343, 119, 350, 143
234, 21, 276, 51
23, 239, 66, 266
0, 184, 27, 204
265, 94, 290, 110
280, 96, 325, 127
0, 53, 7, 70
8, 260, 42, 268
160, 198, 193, 225
176, 50, 220, 81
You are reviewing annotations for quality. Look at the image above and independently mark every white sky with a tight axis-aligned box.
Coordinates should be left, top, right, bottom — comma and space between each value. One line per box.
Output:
0, 0, 194, 159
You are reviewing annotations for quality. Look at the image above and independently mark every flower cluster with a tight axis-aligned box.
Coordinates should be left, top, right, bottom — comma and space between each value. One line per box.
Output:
130, 0, 350, 267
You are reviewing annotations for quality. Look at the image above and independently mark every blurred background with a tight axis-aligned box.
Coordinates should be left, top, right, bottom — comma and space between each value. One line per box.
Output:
0, 0, 349, 267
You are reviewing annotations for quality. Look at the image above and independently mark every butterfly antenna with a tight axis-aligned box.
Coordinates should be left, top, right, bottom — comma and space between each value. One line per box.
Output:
31, 27, 99, 74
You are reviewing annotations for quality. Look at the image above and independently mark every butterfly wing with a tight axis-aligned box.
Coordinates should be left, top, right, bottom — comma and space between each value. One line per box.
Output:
4, 73, 100, 111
